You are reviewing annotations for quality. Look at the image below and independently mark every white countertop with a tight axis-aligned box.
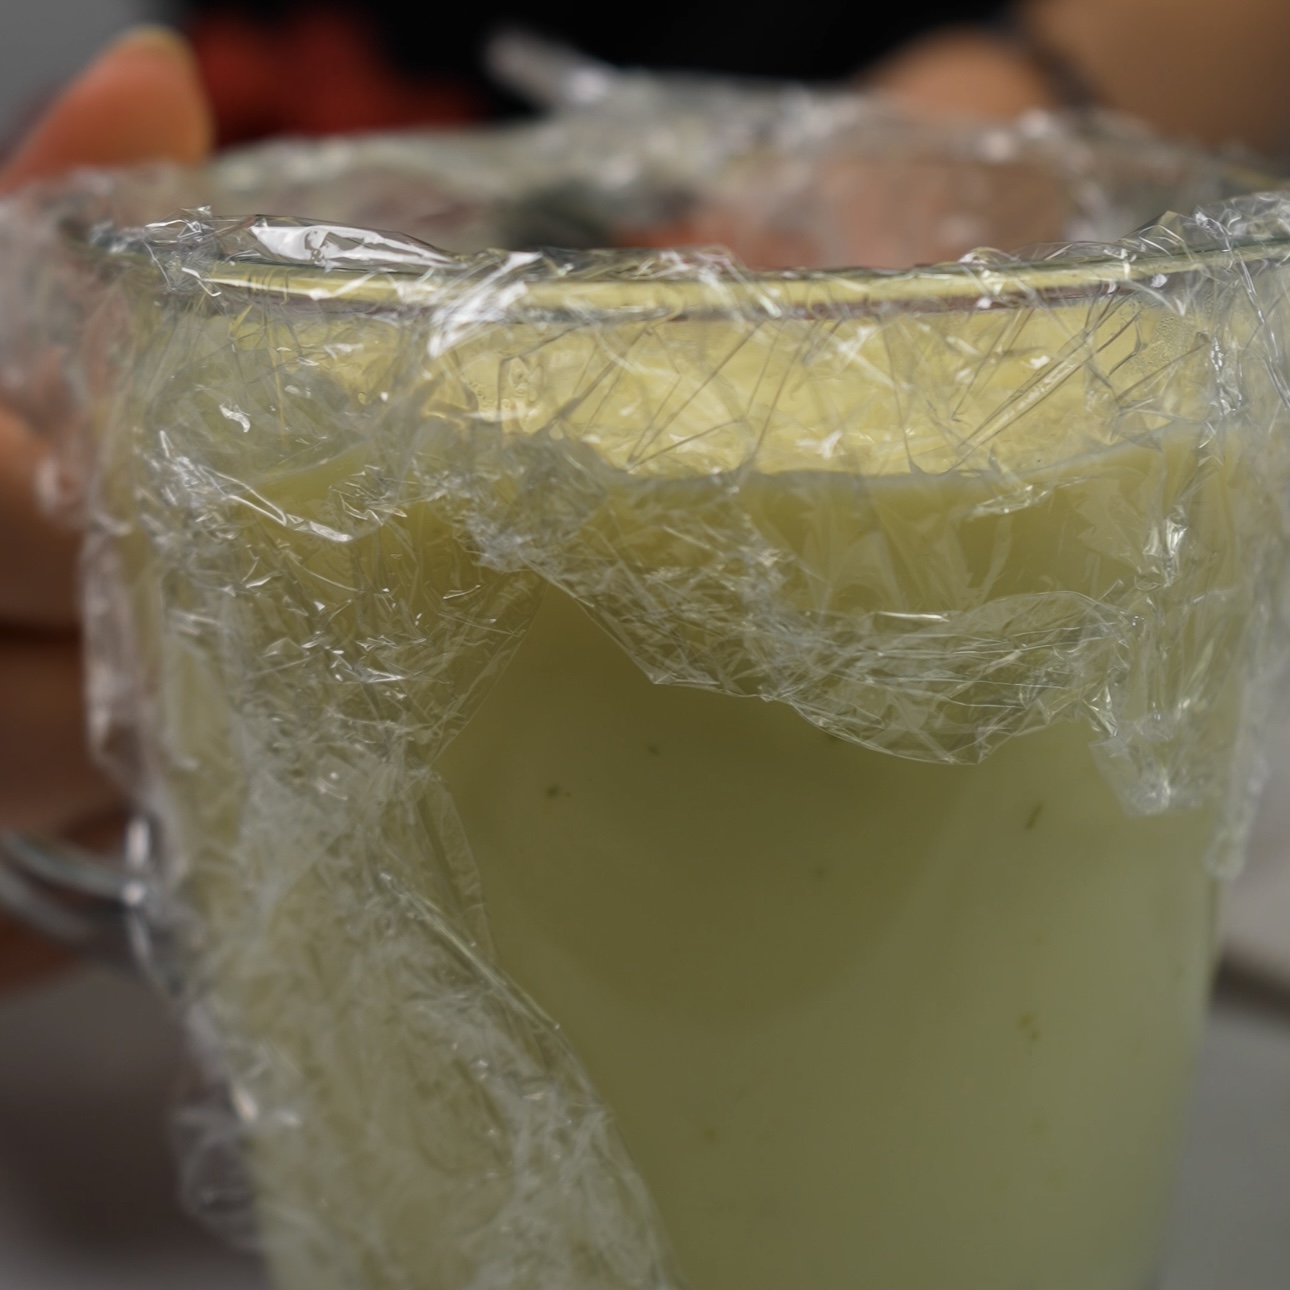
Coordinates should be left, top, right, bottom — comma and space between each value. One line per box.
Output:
1163, 981, 1290, 1289
0, 968, 264, 1290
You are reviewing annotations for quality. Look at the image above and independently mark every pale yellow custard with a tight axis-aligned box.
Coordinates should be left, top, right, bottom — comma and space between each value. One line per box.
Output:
98, 241, 1288, 1290
436, 585, 1216, 1290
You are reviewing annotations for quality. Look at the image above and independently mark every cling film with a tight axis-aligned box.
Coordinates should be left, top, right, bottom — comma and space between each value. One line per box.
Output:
2, 80, 1289, 1290
103, 213, 1281, 795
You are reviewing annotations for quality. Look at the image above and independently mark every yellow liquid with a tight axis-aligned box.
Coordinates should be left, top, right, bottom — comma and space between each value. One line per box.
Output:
109, 267, 1279, 1290
148, 458, 1226, 1290
437, 584, 1216, 1290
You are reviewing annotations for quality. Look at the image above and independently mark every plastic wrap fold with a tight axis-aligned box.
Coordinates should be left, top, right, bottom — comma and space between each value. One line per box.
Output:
3, 77, 1290, 1290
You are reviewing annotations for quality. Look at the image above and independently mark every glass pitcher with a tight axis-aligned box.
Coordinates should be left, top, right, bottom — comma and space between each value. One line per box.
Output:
7, 95, 1290, 1290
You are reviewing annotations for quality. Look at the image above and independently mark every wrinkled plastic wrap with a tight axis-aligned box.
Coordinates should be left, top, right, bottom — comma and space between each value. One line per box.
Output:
5, 77, 1290, 1290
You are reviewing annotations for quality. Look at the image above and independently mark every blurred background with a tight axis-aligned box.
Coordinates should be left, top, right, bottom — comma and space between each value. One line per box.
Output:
0, 3, 1288, 1288
0, 5, 258, 1285
0, 1, 154, 140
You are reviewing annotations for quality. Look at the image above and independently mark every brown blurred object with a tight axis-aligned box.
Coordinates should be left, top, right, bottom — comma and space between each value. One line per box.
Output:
0, 27, 212, 996
1027, 0, 1290, 155
0, 911, 69, 992
866, 26, 1061, 122
189, 6, 487, 146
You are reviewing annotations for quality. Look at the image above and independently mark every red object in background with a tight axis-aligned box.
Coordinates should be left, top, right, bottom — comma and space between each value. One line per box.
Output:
189, 6, 487, 146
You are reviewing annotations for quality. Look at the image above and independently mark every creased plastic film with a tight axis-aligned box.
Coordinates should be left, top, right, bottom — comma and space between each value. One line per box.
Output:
4, 83, 1290, 1290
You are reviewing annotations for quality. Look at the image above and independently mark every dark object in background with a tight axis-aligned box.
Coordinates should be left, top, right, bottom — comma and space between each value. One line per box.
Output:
166, 1, 999, 144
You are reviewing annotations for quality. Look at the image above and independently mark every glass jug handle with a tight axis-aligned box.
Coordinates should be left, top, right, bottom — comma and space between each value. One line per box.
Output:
0, 818, 174, 985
